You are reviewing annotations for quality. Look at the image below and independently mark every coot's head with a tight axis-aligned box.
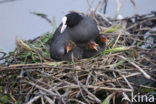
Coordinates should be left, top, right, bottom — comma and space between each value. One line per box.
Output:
99, 34, 109, 43
87, 40, 99, 51
61, 12, 83, 33
65, 40, 75, 53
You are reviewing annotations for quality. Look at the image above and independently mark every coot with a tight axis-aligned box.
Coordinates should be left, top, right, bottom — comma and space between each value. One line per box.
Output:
64, 40, 83, 61
50, 12, 100, 61
83, 34, 109, 58
50, 27, 83, 61
50, 24, 72, 60
96, 34, 109, 48
87, 40, 99, 51
83, 42, 100, 58
61, 12, 99, 43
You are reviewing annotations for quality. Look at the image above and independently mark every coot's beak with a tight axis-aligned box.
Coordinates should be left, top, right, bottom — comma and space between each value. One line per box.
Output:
88, 41, 99, 51
61, 16, 67, 33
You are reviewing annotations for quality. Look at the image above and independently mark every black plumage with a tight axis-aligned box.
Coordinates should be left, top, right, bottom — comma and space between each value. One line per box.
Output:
83, 34, 109, 58
61, 12, 99, 44
50, 12, 103, 61
50, 25, 83, 61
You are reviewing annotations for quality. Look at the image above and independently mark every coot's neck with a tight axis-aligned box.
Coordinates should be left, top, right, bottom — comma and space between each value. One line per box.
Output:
66, 13, 83, 28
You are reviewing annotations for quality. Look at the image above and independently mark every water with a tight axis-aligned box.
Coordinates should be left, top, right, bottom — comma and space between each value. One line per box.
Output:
0, 0, 156, 52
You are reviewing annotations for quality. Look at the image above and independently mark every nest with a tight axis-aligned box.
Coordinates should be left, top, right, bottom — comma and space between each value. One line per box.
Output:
0, 10, 156, 104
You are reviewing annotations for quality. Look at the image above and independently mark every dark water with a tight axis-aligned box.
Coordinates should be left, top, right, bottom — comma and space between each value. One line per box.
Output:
0, 0, 156, 52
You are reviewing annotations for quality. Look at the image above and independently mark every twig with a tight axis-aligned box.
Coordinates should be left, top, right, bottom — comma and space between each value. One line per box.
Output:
94, 0, 102, 12
127, 17, 156, 30
85, 71, 92, 85
97, 72, 141, 85
69, 99, 86, 104
10, 92, 17, 104
103, 0, 108, 14
82, 84, 101, 103
112, 30, 122, 48
41, 96, 45, 104
119, 73, 134, 91
115, 0, 122, 18
130, 0, 137, 15
121, 80, 156, 90
26, 95, 41, 104
119, 55, 151, 79
86, 0, 94, 13
44, 96, 55, 104
0, 65, 86, 72
0, 51, 9, 60
58, 85, 133, 92
23, 80, 58, 97
74, 69, 91, 103
0, 0, 19, 3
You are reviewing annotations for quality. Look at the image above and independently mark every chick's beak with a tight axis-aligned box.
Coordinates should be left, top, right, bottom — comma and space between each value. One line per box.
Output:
66, 45, 72, 53
88, 41, 99, 51
103, 37, 109, 42
92, 43, 98, 51
99, 34, 109, 43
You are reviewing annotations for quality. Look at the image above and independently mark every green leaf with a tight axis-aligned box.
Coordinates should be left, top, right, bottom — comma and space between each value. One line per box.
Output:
52, 16, 57, 34
48, 16, 57, 40
113, 95, 116, 104
17, 100, 23, 104
0, 86, 3, 93
42, 37, 49, 43
44, 61, 64, 67
104, 25, 121, 33
92, 46, 130, 58
103, 46, 130, 54
102, 94, 113, 104
111, 60, 126, 69
31, 12, 47, 17
107, 39, 116, 48
137, 40, 145, 46
0, 95, 10, 103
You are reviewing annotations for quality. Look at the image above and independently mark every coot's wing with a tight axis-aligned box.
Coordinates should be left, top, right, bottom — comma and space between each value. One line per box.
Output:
50, 29, 71, 61
51, 23, 62, 42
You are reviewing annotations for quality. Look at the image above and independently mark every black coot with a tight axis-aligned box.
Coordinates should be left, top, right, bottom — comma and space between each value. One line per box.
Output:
50, 28, 70, 61
63, 46, 83, 61
82, 40, 100, 58
83, 34, 109, 58
50, 12, 100, 61
50, 27, 83, 61
96, 34, 109, 48
60, 12, 99, 44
